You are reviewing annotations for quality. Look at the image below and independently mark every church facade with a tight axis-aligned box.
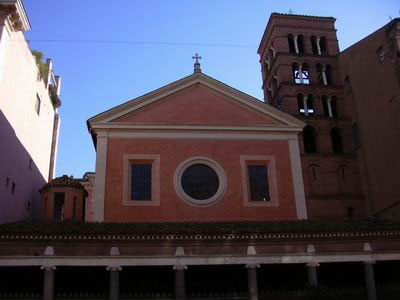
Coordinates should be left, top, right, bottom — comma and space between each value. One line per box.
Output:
87, 68, 307, 223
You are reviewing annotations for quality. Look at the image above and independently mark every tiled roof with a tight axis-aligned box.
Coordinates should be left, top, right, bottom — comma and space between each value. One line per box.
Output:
271, 12, 335, 20
39, 175, 88, 196
1, 219, 400, 238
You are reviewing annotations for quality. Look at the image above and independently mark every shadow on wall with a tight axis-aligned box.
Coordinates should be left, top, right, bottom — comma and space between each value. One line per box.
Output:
0, 109, 46, 223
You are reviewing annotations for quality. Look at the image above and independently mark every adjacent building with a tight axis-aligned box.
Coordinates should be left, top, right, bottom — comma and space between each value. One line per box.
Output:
338, 18, 400, 218
0, 0, 62, 223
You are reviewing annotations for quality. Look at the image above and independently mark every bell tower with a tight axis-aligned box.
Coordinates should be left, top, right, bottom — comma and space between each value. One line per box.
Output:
258, 13, 365, 219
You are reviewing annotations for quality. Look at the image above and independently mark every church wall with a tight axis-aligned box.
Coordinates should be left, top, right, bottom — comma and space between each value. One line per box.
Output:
103, 138, 298, 222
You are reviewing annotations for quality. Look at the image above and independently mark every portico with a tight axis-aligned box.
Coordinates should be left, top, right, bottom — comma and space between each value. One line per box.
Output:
0, 221, 399, 299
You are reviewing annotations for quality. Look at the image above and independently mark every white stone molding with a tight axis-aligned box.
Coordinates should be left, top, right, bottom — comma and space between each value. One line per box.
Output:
93, 132, 109, 221
247, 246, 257, 255
288, 138, 308, 219
110, 247, 120, 256
2, 253, 400, 267
175, 247, 185, 256
307, 244, 316, 253
43, 246, 54, 256
363, 243, 372, 252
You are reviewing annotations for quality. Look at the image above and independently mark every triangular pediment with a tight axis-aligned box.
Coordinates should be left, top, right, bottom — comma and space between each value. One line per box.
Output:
88, 73, 304, 131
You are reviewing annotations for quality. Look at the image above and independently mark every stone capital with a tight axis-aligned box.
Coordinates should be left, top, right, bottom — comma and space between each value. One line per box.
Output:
106, 265, 122, 272
245, 264, 260, 269
173, 264, 188, 271
40, 265, 56, 271
306, 262, 320, 268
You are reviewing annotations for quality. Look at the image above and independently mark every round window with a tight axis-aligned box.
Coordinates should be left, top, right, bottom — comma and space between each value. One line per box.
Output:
174, 157, 227, 206
181, 164, 219, 200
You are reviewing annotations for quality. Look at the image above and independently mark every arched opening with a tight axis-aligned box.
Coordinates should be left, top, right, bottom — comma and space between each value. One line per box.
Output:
325, 64, 333, 85
303, 126, 318, 153
297, 35, 305, 54
320, 36, 327, 54
301, 63, 310, 84
311, 36, 318, 55
331, 96, 338, 117
308, 164, 321, 181
322, 95, 330, 117
331, 127, 344, 154
297, 93, 305, 114
292, 63, 300, 83
288, 34, 296, 53
306, 94, 314, 115
337, 165, 352, 194
307, 164, 323, 195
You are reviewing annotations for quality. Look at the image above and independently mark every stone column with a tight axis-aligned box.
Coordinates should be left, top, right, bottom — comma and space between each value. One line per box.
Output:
307, 263, 319, 287
303, 95, 309, 116
41, 266, 55, 300
294, 35, 299, 54
322, 66, 328, 86
107, 266, 122, 300
364, 261, 377, 300
173, 265, 187, 300
316, 37, 322, 55
246, 264, 260, 300
298, 64, 303, 84
327, 97, 333, 118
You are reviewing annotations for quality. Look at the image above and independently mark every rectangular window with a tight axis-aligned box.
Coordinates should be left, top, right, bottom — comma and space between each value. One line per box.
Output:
131, 164, 152, 201
123, 154, 160, 206
240, 155, 279, 207
248, 165, 270, 202
35, 95, 41, 115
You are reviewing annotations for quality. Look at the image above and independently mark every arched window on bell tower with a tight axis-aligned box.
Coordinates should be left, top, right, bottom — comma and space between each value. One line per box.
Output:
311, 36, 318, 55
297, 34, 305, 54
303, 126, 318, 153
288, 34, 296, 53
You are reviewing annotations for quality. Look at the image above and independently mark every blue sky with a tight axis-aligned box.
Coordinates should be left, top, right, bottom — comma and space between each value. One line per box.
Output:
23, 0, 399, 178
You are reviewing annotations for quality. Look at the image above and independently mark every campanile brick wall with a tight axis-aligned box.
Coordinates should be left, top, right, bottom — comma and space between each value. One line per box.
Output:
258, 14, 365, 219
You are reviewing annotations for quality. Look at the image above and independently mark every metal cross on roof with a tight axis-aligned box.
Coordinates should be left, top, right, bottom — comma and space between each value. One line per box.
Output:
192, 53, 202, 73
